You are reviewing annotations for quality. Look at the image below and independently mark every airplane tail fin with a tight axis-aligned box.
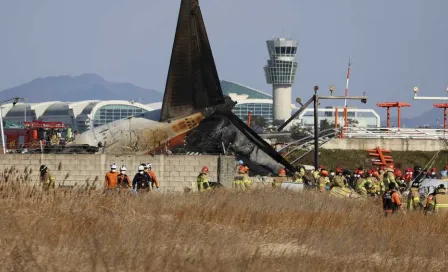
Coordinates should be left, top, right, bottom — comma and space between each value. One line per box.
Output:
160, 0, 225, 122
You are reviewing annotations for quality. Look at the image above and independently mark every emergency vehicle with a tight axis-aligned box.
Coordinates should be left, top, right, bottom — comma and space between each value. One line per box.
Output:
4, 120, 66, 150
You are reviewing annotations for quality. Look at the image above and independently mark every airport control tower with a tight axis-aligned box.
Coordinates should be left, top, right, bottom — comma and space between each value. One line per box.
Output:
264, 38, 298, 123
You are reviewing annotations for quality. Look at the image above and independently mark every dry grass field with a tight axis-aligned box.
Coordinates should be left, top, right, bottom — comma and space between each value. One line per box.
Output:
1, 178, 448, 271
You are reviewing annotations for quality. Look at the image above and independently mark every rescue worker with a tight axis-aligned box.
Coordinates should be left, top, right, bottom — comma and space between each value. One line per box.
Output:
394, 169, 407, 192
425, 184, 448, 214
355, 169, 368, 197
233, 170, 243, 190
407, 180, 422, 211
141, 163, 153, 191
376, 167, 385, 192
379, 166, 386, 179
433, 184, 448, 213
365, 181, 376, 196
234, 164, 251, 190
244, 165, 250, 176
404, 168, 413, 185
332, 168, 346, 188
366, 170, 377, 184
317, 170, 328, 192
369, 170, 381, 193
298, 165, 306, 177
66, 127, 73, 141
313, 165, 324, 184
132, 165, 151, 193
413, 165, 424, 183
428, 168, 438, 179
294, 171, 304, 183
40, 165, 55, 191
424, 188, 438, 214
242, 166, 252, 189
237, 160, 244, 169
329, 170, 336, 188
293, 165, 306, 184
236, 160, 247, 175
382, 182, 405, 216
147, 164, 160, 190
273, 168, 288, 188
383, 164, 397, 191
197, 166, 211, 192
344, 169, 355, 189
104, 163, 119, 190
366, 170, 379, 196
117, 166, 131, 191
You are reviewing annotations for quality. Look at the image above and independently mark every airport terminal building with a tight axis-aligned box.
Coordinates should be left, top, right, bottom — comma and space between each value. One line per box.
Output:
2, 100, 156, 133
220, 80, 278, 124
1, 80, 282, 132
1, 80, 379, 132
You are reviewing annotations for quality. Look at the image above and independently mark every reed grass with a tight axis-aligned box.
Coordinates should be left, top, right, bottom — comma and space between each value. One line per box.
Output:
0, 168, 446, 271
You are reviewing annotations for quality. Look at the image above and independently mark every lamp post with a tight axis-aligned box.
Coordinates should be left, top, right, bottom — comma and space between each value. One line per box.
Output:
0, 97, 26, 154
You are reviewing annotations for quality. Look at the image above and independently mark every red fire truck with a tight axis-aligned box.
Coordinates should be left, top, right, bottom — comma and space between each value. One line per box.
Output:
4, 120, 66, 150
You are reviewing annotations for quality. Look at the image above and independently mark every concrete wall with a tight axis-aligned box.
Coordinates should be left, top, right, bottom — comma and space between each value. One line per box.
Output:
322, 138, 448, 151
0, 154, 236, 192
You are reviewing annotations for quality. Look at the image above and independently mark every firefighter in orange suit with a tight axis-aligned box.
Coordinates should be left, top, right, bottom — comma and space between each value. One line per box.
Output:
104, 163, 119, 190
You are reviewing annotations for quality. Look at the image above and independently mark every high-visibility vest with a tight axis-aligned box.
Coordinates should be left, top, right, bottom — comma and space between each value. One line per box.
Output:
273, 177, 287, 188
197, 174, 211, 192
294, 176, 303, 183
434, 194, 448, 211
41, 172, 55, 190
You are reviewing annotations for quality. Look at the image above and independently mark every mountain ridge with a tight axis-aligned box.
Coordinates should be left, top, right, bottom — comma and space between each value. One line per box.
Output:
0, 73, 162, 104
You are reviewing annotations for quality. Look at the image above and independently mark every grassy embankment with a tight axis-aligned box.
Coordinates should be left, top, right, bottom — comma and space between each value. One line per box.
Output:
288, 149, 448, 170
1, 167, 448, 271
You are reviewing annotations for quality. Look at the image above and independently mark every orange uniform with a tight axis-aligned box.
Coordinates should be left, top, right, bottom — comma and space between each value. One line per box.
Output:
149, 170, 159, 188
392, 193, 401, 205
383, 190, 401, 214
104, 171, 119, 189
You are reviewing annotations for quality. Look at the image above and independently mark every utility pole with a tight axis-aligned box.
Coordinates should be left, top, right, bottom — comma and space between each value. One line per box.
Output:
313, 85, 319, 169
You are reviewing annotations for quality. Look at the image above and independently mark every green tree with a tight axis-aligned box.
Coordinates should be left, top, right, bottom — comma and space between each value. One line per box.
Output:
319, 119, 334, 132
347, 118, 359, 127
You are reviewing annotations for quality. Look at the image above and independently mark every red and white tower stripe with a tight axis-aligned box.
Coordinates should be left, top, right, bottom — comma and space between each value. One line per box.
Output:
344, 58, 351, 107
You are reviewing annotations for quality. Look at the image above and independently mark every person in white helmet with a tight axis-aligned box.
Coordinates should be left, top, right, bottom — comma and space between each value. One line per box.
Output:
132, 165, 150, 193
104, 163, 119, 190
141, 163, 153, 189
147, 163, 159, 190
117, 165, 131, 190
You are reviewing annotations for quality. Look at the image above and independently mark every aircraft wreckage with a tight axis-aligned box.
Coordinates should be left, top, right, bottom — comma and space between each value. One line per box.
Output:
51, 0, 296, 175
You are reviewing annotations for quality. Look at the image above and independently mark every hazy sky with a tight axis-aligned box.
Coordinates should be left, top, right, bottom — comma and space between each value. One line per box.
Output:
0, 0, 447, 117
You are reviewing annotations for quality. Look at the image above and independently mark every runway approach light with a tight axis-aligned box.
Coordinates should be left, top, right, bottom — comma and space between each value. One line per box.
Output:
413, 86, 419, 95
329, 85, 335, 96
